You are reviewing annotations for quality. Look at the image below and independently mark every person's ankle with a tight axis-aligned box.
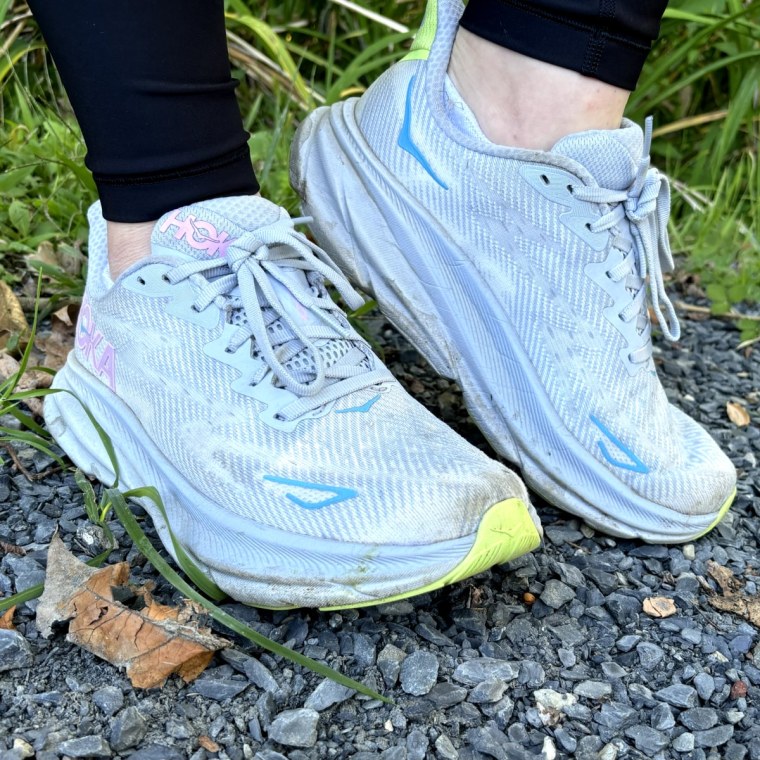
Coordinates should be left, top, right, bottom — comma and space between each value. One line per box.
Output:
447, 28, 631, 151
107, 220, 156, 279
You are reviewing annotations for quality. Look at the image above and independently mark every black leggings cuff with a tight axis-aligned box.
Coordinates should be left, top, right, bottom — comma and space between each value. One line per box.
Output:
460, 0, 655, 91
94, 145, 260, 223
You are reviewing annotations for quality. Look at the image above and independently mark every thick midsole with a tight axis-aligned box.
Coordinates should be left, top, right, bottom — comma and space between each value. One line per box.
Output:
292, 101, 725, 543
43, 355, 484, 604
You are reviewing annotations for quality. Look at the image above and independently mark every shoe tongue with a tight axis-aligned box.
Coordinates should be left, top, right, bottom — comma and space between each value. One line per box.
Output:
551, 122, 643, 191
151, 195, 282, 260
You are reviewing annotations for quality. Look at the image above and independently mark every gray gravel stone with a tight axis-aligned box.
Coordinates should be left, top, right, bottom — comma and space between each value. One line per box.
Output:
243, 656, 279, 693
673, 732, 695, 753
694, 673, 716, 701
452, 658, 519, 686
624, 725, 670, 756
467, 724, 511, 760
637, 642, 665, 670
377, 644, 406, 687
656, 684, 699, 709
540, 579, 575, 609
434, 734, 458, 760
190, 676, 247, 700
268, 709, 319, 748
55, 735, 111, 758
0, 629, 32, 672
694, 724, 734, 747
92, 686, 123, 717
594, 701, 638, 731
304, 678, 355, 711
574, 680, 612, 700
601, 661, 627, 679
651, 703, 675, 731
109, 706, 147, 752
406, 729, 429, 760
555, 727, 577, 753
680, 707, 719, 731
400, 650, 439, 696
469, 679, 507, 704
428, 682, 468, 708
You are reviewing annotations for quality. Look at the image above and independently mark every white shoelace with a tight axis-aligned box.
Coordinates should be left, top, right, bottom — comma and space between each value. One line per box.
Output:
572, 118, 680, 365
165, 217, 389, 418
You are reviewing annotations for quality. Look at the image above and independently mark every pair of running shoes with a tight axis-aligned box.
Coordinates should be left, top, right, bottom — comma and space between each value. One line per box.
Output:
44, 0, 736, 610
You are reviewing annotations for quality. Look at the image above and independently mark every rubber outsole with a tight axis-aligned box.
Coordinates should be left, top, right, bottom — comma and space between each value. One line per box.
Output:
291, 101, 735, 544
43, 355, 542, 609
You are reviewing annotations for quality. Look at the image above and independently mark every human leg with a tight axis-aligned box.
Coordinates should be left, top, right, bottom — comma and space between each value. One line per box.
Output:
30, 0, 541, 607
292, 0, 736, 542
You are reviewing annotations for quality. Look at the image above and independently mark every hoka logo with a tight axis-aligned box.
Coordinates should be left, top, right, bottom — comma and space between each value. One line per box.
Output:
159, 210, 235, 258
76, 296, 116, 392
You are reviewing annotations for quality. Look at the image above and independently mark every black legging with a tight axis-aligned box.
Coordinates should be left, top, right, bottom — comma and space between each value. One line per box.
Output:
27, 0, 669, 224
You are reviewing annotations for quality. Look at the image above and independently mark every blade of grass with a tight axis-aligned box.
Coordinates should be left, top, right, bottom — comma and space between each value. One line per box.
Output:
109, 487, 390, 703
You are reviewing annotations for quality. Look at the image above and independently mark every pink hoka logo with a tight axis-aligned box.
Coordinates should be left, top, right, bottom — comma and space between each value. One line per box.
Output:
159, 209, 235, 258
76, 296, 116, 392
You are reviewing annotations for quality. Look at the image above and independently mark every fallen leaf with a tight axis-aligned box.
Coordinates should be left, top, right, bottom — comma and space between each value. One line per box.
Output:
198, 736, 221, 753
706, 561, 760, 628
0, 352, 52, 416
35, 304, 78, 371
0, 606, 16, 630
727, 401, 751, 427
643, 596, 677, 618
37, 535, 228, 688
0, 281, 29, 349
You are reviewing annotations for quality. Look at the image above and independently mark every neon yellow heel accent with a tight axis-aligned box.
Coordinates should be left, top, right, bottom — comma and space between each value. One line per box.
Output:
692, 488, 735, 541
320, 498, 541, 611
403, 0, 438, 61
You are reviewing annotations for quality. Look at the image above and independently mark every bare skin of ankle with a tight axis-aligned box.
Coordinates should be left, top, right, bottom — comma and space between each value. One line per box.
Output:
448, 28, 631, 151
107, 221, 156, 279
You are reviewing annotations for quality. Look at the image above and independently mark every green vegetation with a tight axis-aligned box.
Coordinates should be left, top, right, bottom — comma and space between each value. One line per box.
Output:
1, 0, 758, 334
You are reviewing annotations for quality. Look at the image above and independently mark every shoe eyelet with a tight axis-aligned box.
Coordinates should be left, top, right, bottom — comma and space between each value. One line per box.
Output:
191, 304, 201, 313
567, 184, 574, 194
540, 174, 550, 185
162, 273, 171, 283
136, 276, 145, 285
224, 347, 234, 354
585, 223, 593, 231
274, 413, 285, 422
605, 271, 613, 280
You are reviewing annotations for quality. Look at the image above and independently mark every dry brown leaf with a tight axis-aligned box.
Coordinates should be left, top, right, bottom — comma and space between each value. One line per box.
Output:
643, 596, 677, 618
35, 304, 78, 372
0, 352, 52, 417
198, 736, 221, 753
0, 280, 29, 349
706, 560, 760, 628
37, 536, 228, 688
0, 606, 16, 630
727, 401, 751, 427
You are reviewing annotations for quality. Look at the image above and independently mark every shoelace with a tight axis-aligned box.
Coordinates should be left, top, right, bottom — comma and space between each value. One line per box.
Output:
165, 217, 389, 418
572, 117, 680, 365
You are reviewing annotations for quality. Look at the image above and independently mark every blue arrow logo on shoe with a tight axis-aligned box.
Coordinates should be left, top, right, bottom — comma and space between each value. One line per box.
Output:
399, 75, 449, 189
590, 415, 650, 474
263, 475, 358, 510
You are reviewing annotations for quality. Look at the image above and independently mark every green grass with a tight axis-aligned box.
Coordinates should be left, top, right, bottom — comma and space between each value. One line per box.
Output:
1, 0, 758, 336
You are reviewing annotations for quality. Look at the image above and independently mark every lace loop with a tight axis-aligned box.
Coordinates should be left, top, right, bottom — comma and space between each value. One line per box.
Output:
575, 117, 681, 362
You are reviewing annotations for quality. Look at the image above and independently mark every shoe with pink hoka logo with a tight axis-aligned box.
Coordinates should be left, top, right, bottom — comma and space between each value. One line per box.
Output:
44, 196, 542, 609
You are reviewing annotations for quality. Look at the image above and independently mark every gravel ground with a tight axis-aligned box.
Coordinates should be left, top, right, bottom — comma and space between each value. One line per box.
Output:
1, 300, 758, 760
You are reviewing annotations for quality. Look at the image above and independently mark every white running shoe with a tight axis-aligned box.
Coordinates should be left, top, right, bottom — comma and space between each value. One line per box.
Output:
291, 0, 736, 543
44, 196, 541, 609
